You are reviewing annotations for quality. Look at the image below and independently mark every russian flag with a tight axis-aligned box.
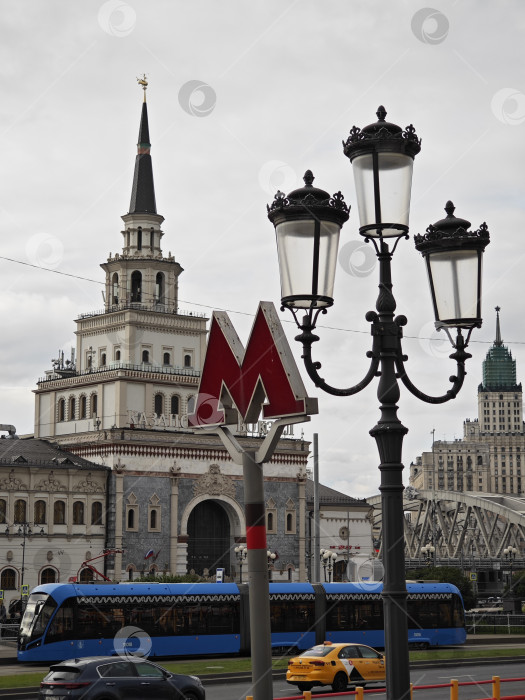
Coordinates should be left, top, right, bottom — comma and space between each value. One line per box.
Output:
144, 549, 154, 559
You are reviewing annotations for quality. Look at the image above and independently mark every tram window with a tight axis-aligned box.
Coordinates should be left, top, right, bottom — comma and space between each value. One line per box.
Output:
31, 599, 57, 638
325, 599, 383, 631
46, 599, 75, 643
174, 601, 240, 636
45, 596, 241, 642
452, 596, 465, 627
414, 597, 459, 629
270, 599, 314, 633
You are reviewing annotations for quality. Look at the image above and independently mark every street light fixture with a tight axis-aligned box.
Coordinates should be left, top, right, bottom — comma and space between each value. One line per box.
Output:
320, 549, 338, 582
4, 522, 45, 605
267, 550, 277, 582
503, 545, 518, 592
235, 544, 247, 584
268, 106, 490, 700
420, 543, 435, 566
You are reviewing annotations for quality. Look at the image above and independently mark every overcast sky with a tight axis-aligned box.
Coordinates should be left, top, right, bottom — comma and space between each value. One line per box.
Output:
1, 0, 524, 498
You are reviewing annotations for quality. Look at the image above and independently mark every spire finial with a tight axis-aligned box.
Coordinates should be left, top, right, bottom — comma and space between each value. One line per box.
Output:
495, 306, 502, 346
137, 74, 148, 102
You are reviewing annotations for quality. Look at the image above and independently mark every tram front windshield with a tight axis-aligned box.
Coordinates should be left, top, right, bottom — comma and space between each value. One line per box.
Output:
19, 593, 57, 647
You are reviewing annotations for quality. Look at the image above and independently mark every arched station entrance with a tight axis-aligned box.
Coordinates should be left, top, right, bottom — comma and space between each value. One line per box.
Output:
187, 500, 231, 577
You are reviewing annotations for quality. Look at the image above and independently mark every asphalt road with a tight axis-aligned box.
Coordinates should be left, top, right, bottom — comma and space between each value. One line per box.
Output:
1, 659, 524, 700
205, 660, 525, 700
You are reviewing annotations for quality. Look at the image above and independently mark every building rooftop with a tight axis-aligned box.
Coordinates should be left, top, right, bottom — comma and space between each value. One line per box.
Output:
0, 436, 108, 471
305, 479, 369, 507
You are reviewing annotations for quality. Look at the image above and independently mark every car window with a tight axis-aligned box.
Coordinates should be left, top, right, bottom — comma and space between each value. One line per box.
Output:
134, 662, 165, 678
45, 667, 81, 682
339, 646, 359, 659
299, 645, 334, 658
98, 661, 137, 677
357, 645, 380, 658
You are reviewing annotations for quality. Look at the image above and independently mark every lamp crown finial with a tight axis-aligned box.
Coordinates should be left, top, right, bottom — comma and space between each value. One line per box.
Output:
376, 105, 387, 121
445, 201, 455, 217
303, 170, 314, 186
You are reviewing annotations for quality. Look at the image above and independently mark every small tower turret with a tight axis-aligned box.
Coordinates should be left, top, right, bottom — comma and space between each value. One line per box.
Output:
101, 77, 182, 315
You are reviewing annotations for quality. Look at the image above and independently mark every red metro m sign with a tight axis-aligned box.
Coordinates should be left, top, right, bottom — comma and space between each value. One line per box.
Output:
189, 302, 318, 427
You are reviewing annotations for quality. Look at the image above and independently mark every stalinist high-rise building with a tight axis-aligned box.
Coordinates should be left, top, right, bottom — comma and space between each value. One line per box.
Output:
29, 82, 372, 583
410, 307, 523, 496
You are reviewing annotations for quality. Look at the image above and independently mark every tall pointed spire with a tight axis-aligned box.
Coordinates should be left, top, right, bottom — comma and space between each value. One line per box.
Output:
495, 305, 502, 346
129, 76, 157, 215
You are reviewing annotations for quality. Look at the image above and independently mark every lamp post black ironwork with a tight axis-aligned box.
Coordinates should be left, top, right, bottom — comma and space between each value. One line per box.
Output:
320, 549, 337, 582
235, 544, 247, 584
268, 106, 490, 700
5, 522, 45, 604
503, 545, 517, 592
267, 550, 276, 582
420, 543, 435, 566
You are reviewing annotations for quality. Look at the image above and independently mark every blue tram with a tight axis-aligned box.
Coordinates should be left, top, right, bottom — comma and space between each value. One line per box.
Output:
17, 580, 466, 662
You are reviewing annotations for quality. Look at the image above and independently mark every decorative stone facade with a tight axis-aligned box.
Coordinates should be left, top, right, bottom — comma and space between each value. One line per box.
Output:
0, 433, 107, 613
27, 91, 374, 585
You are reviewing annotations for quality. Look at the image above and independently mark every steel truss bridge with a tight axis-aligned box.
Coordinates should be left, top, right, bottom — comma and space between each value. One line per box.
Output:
367, 489, 525, 571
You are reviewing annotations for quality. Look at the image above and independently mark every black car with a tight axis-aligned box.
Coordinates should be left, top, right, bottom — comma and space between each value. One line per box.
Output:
38, 656, 205, 700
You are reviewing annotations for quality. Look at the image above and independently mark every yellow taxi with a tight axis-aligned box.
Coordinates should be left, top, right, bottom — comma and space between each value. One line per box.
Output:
286, 641, 385, 693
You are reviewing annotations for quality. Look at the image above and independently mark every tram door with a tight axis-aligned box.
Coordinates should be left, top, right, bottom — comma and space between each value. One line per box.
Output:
188, 501, 230, 577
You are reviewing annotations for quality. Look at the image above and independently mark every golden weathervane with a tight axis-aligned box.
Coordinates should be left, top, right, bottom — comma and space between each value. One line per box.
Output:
137, 74, 148, 100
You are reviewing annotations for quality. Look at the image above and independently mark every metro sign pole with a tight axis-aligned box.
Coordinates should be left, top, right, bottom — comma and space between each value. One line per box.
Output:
190, 301, 317, 700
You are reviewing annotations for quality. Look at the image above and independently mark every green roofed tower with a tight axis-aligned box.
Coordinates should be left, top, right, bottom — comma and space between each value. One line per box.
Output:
411, 306, 524, 499
481, 307, 520, 391
477, 307, 523, 436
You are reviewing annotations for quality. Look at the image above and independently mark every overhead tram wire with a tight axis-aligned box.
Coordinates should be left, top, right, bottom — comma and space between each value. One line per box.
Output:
0, 252, 507, 346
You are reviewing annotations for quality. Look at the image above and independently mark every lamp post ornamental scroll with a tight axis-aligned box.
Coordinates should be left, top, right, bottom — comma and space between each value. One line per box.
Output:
268, 106, 490, 700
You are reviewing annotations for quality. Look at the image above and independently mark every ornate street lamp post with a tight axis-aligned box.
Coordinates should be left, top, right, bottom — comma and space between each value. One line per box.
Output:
4, 522, 45, 607
320, 549, 338, 582
267, 550, 276, 582
503, 545, 517, 592
420, 543, 435, 566
268, 106, 490, 700
235, 544, 247, 584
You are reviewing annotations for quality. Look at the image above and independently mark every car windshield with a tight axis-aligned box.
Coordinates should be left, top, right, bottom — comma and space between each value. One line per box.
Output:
299, 645, 334, 658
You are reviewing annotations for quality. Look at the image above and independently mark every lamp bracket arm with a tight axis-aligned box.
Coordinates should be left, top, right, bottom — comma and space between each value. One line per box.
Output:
394, 332, 471, 404
302, 342, 380, 397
